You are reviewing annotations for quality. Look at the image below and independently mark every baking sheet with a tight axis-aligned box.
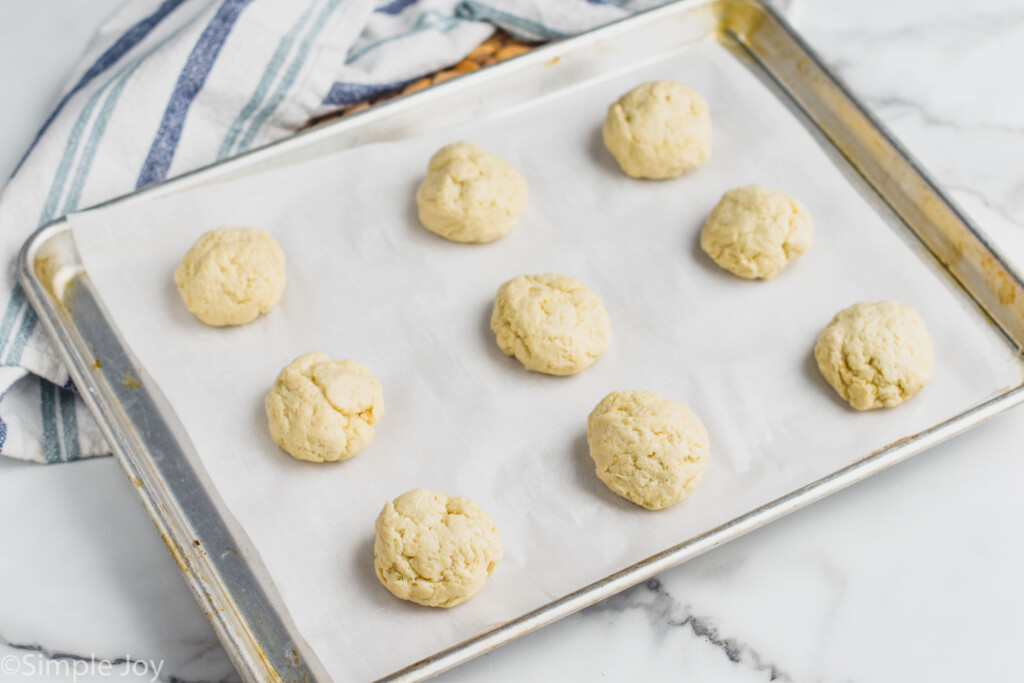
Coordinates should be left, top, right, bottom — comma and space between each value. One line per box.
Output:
68, 39, 1020, 681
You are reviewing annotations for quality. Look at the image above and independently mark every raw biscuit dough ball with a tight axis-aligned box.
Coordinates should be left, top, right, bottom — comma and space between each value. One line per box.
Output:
814, 301, 935, 411
174, 227, 285, 326
700, 185, 813, 279
587, 391, 710, 511
491, 273, 610, 376
264, 352, 383, 462
373, 489, 502, 608
602, 80, 712, 179
416, 141, 528, 243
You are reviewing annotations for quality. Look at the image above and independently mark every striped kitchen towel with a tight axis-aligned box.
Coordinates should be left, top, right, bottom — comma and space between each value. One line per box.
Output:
0, 0, 792, 463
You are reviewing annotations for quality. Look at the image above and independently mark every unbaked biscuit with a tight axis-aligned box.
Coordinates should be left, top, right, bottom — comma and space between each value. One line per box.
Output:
700, 185, 813, 279
174, 227, 285, 326
264, 352, 383, 462
373, 489, 502, 608
490, 273, 610, 376
814, 301, 934, 410
416, 141, 528, 243
602, 81, 712, 179
587, 391, 710, 511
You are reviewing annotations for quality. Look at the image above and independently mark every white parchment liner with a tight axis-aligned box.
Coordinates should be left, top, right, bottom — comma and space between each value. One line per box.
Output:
69, 41, 1020, 681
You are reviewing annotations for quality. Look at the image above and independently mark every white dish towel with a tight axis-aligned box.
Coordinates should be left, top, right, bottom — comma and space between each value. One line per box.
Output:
0, 0, 795, 463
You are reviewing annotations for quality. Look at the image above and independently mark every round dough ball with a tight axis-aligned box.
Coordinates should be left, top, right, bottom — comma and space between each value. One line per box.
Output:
700, 185, 813, 279
587, 391, 710, 511
264, 352, 383, 462
416, 141, 528, 243
491, 273, 610, 376
814, 301, 934, 410
602, 81, 712, 179
373, 489, 502, 608
174, 227, 286, 326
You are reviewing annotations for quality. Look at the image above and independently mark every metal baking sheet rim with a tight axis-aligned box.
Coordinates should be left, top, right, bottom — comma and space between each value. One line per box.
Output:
17, 0, 1024, 681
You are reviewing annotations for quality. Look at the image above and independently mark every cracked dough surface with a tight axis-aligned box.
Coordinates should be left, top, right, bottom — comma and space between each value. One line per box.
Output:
264, 352, 383, 462
373, 489, 502, 608
602, 80, 712, 179
700, 185, 813, 279
415, 141, 528, 243
174, 227, 285, 326
587, 391, 710, 511
490, 273, 610, 376
814, 301, 934, 410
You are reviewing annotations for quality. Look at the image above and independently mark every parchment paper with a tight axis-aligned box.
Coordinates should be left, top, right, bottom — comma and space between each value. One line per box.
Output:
69, 41, 1021, 681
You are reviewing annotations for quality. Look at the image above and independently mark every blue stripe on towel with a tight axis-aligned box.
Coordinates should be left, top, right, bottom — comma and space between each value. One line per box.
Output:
40, 381, 59, 464
0, 285, 27, 363
218, 0, 319, 160
4, 306, 38, 368
346, 10, 462, 64
38, 81, 111, 227
63, 36, 176, 214
136, 0, 254, 188
234, 0, 342, 154
59, 384, 80, 462
0, 33, 177, 368
377, 0, 419, 14
321, 78, 411, 107
3, 39, 161, 366
61, 70, 139, 215
43, 22, 187, 225
454, 1, 566, 40
12, 0, 187, 177
0, 290, 30, 368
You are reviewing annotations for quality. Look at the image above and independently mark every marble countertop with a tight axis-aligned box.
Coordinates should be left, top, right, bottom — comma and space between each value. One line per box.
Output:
1, 0, 1022, 681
